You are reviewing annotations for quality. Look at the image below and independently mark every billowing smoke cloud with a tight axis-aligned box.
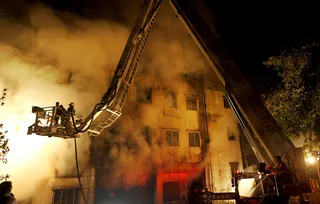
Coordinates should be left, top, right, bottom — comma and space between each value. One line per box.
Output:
0, 2, 129, 200
0, 0, 219, 199
93, 1, 211, 190
138, 2, 208, 80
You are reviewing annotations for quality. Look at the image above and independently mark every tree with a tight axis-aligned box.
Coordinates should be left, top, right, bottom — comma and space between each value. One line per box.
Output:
0, 88, 10, 181
262, 43, 320, 153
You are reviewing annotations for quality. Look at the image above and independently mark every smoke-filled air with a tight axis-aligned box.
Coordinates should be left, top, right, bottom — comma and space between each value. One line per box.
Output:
0, 2, 129, 200
94, 1, 210, 190
0, 0, 212, 200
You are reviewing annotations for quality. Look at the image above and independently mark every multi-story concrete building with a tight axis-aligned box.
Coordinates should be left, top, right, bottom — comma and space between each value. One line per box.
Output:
92, 68, 243, 204
20, 71, 242, 204
13, 0, 244, 203
0, 0, 252, 202
23, 68, 242, 204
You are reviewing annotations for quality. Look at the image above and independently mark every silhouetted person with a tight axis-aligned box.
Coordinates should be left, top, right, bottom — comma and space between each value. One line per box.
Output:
273, 156, 289, 172
64, 102, 75, 129
270, 156, 290, 183
59, 105, 66, 111
57, 105, 66, 126
54, 102, 62, 125
0, 181, 17, 204
67, 102, 75, 115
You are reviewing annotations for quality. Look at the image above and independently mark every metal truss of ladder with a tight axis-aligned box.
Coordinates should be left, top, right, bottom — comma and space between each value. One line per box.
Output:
87, 0, 161, 137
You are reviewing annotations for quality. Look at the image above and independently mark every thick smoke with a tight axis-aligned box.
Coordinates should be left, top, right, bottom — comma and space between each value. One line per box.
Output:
95, 1, 211, 190
1, 0, 221, 199
0, 3, 129, 200
138, 2, 208, 80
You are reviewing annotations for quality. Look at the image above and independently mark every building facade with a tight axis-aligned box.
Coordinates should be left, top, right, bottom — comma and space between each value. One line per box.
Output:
93, 69, 243, 204
23, 69, 242, 204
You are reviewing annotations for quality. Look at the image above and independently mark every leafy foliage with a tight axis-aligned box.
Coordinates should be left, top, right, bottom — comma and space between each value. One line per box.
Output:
262, 43, 320, 151
0, 88, 10, 181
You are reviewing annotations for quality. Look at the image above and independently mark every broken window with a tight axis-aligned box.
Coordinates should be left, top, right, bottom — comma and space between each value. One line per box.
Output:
53, 188, 80, 204
188, 132, 201, 147
223, 95, 231, 108
136, 85, 152, 104
141, 126, 152, 145
186, 96, 197, 111
165, 91, 178, 108
166, 130, 179, 146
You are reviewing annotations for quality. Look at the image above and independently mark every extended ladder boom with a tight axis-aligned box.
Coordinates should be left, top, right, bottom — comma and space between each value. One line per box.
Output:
78, 0, 163, 136
27, 0, 163, 139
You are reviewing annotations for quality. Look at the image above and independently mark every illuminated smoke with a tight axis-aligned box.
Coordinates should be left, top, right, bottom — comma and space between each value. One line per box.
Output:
95, 1, 211, 190
0, 3, 129, 200
0, 0, 232, 199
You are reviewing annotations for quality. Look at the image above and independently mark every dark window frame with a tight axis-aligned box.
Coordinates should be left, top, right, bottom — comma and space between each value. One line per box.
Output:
223, 95, 231, 109
188, 131, 201, 147
53, 188, 80, 204
165, 130, 179, 146
186, 96, 197, 111
228, 131, 236, 141
165, 91, 178, 108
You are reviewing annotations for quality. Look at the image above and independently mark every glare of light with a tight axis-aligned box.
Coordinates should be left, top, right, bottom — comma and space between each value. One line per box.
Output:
306, 156, 316, 164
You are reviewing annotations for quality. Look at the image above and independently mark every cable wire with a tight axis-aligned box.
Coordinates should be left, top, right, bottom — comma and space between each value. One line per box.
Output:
74, 138, 88, 204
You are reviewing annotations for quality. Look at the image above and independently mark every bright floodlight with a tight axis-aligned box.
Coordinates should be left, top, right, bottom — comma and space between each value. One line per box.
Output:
306, 156, 316, 164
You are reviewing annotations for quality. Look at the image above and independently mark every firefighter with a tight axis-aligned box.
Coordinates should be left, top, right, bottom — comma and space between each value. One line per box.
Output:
59, 105, 67, 126
65, 102, 75, 129
269, 156, 290, 183
67, 102, 76, 115
273, 156, 289, 172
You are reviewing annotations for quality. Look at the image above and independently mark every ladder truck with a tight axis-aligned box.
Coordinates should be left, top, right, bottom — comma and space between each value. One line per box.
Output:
27, 0, 311, 203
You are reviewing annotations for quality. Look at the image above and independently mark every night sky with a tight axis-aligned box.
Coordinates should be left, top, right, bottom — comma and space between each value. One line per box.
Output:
2, 0, 320, 94
209, 0, 320, 93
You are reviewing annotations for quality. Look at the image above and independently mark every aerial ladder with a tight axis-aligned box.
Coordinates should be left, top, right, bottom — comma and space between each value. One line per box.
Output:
28, 0, 311, 203
27, 0, 162, 138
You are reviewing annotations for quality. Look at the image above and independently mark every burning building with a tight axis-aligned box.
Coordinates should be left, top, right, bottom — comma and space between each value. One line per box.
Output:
93, 67, 243, 204
6, 68, 243, 204
0, 1, 243, 203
